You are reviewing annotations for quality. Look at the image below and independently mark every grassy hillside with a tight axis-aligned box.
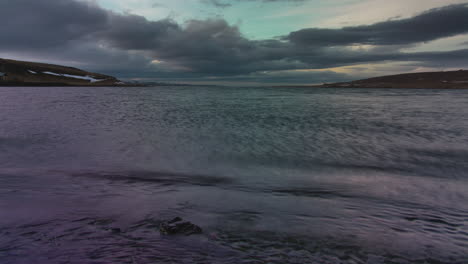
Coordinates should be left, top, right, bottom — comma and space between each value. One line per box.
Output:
0, 58, 123, 86
319, 70, 468, 89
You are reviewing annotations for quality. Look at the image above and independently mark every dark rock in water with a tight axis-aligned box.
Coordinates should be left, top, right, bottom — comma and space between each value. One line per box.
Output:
159, 217, 202, 236
111, 228, 121, 233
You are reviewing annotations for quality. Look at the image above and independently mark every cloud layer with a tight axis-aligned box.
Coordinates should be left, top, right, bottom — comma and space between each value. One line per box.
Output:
1, 0, 467, 84
202, 0, 307, 8
287, 4, 468, 46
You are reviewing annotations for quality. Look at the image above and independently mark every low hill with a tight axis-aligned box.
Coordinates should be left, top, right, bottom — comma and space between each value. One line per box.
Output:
0, 58, 124, 86
318, 70, 468, 89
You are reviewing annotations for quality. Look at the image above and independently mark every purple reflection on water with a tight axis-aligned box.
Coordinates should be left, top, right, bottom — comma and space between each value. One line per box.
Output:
0, 86, 467, 263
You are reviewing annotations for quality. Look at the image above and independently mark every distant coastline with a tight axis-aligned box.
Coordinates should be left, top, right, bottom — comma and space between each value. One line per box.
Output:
2, 58, 468, 89
306, 70, 468, 89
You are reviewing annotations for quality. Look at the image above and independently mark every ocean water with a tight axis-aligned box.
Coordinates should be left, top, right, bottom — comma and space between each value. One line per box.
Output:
0, 86, 467, 264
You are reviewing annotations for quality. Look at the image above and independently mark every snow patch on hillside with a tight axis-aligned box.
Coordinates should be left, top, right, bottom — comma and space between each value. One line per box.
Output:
28, 70, 37, 74
43, 71, 61, 76
43, 71, 106, 83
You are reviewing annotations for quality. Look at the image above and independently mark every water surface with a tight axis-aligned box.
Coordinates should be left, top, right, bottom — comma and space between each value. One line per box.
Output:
0, 86, 467, 263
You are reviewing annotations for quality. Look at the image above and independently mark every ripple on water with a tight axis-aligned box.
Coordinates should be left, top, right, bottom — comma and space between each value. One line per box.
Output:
1, 87, 468, 263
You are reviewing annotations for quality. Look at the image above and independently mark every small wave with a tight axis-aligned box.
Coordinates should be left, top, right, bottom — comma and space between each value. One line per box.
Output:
71, 170, 235, 187
2, 214, 466, 264
270, 187, 353, 199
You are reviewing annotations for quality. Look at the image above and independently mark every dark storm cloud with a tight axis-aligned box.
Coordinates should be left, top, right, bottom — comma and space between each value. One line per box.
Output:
287, 4, 468, 46
0, 0, 108, 49
0, 0, 467, 83
100, 14, 179, 50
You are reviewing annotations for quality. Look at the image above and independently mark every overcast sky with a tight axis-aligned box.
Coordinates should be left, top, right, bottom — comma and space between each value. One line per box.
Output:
1, 0, 468, 85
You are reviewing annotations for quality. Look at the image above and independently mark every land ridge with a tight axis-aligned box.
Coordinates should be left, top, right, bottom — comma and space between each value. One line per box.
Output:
0, 58, 124, 86
314, 69, 468, 89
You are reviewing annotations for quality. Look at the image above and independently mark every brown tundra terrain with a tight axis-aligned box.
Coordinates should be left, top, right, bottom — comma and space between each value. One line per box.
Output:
318, 70, 468, 89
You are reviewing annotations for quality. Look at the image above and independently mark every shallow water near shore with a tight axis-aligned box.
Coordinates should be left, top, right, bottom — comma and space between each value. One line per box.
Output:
0, 86, 467, 263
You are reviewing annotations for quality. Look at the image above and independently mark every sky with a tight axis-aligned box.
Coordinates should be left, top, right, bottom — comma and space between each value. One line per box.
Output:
1, 0, 468, 85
